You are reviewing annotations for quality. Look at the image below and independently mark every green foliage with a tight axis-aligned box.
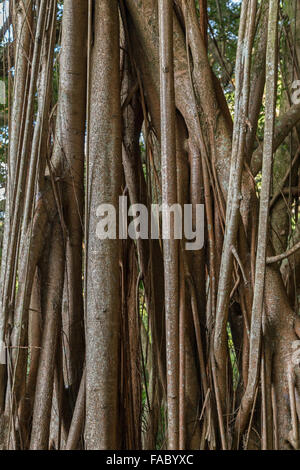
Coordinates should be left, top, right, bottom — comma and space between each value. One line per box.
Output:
207, 0, 241, 82
227, 323, 240, 391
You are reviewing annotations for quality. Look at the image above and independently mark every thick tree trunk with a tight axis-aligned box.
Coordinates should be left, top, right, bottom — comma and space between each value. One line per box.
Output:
85, 0, 122, 449
159, 0, 180, 450
52, 0, 87, 404
30, 219, 65, 450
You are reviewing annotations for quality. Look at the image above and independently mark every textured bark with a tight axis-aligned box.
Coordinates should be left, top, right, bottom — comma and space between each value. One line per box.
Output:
213, 0, 257, 427
236, 0, 279, 439
245, 0, 269, 162
159, 0, 179, 450
0, 0, 32, 410
18, 270, 42, 448
85, 0, 122, 449
65, 369, 85, 450
52, 0, 87, 403
30, 219, 65, 450
9, 1, 57, 416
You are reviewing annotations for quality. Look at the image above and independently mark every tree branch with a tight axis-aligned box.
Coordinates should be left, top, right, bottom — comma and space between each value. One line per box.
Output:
251, 102, 300, 175
267, 240, 300, 264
